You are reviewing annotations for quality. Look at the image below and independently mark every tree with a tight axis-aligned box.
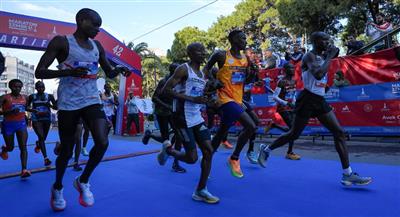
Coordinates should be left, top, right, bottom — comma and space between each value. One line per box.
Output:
167, 26, 215, 63
127, 41, 167, 97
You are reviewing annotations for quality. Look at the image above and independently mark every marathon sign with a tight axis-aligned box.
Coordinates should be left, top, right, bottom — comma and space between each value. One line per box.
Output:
0, 11, 143, 135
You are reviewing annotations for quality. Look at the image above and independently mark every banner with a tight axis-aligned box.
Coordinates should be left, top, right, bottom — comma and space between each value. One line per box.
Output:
252, 47, 400, 136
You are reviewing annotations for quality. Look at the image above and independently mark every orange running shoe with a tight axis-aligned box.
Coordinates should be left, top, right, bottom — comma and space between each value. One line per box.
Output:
227, 158, 243, 178
222, 141, 233, 149
1, 146, 8, 160
21, 169, 31, 178
286, 152, 301, 160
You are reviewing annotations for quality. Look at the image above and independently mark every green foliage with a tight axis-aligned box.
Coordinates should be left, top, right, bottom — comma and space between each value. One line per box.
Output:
167, 26, 215, 63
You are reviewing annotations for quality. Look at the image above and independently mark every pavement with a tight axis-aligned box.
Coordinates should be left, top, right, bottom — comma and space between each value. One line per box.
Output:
120, 132, 400, 166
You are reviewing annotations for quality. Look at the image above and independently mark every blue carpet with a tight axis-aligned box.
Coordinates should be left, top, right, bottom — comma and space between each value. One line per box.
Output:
0, 135, 399, 217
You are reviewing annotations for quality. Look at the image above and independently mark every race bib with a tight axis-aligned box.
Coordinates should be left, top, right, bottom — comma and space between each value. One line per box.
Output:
244, 84, 253, 92
231, 71, 245, 84
190, 86, 203, 97
73, 61, 98, 78
316, 75, 328, 88
11, 104, 25, 113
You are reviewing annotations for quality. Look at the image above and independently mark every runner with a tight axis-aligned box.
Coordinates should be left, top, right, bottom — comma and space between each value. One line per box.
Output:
258, 32, 372, 186
158, 42, 219, 203
101, 83, 118, 134
28, 81, 57, 166
0, 79, 33, 178
204, 29, 257, 178
273, 63, 301, 160
142, 62, 186, 173
35, 8, 131, 211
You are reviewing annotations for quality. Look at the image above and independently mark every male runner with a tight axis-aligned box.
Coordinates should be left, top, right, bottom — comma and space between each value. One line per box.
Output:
273, 63, 301, 160
204, 30, 257, 178
101, 83, 118, 134
28, 81, 57, 166
36, 8, 131, 211
142, 62, 186, 173
0, 79, 32, 178
258, 32, 372, 186
158, 42, 219, 203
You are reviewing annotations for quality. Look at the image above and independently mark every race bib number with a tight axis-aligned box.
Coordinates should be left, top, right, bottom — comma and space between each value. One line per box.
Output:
231, 71, 245, 84
315, 75, 327, 88
244, 84, 253, 92
190, 86, 203, 97
11, 104, 25, 113
73, 61, 98, 78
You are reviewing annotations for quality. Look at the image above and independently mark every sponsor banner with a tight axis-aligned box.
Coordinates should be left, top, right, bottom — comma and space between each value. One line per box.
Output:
0, 11, 141, 74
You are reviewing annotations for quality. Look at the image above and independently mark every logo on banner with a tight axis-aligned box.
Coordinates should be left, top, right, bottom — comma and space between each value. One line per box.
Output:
394, 72, 400, 80
257, 109, 263, 116
363, 104, 373, 112
8, 19, 38, 34
341, 105, 351, 112
325, 88, 340, 101
392, 83, 400, 95
357, 88, 370, 100
381, 103, 390, 111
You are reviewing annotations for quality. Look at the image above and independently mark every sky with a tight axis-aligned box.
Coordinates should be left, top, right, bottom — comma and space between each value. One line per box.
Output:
0, 0, 242, 93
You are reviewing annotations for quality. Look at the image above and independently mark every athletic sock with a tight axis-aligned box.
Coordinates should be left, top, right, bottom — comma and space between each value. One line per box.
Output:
343, 167, 352, 175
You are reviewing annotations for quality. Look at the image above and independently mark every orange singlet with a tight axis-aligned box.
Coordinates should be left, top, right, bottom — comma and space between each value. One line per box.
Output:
2, 94, 26, 122
216, 50, 248, 105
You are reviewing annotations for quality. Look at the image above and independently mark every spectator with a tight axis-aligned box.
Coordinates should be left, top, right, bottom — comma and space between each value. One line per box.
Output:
345, 36, 364, 55
262, 48, 280, 69
285, 44, 303, 65
333, 71, 351, 88
366, 13, 393, 41
124, 92, 140, 136
0, 51, 4, 75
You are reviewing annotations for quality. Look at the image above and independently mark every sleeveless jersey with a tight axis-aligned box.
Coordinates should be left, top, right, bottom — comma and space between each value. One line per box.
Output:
31, 93, 51, 121
56, 34, 101, 110
302, 54, 327, 96
216, 50, 248, 105
173, 63, 206, 128
2, 94, 26, 122
276, 78, 297, 112
102, 93, 115, 117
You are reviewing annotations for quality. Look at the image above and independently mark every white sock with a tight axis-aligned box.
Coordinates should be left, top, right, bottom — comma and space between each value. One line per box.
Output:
343, 167, 352, 175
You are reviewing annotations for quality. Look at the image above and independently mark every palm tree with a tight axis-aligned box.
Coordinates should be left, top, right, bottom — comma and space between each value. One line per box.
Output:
126, 41, 167, 97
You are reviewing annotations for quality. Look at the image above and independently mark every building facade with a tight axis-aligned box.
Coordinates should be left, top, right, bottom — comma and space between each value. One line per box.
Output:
1, 56, 35, 95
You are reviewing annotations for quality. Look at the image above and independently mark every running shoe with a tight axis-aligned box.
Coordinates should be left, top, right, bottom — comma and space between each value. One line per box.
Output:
192, 188, 220, 204
51, 186, 66, 211
341, 172, 372, 186
44, 158, 52, 167
227, 158, 243, 178
73, 176, 94, 207
222, 141, 233, 149
142, 130, 151, 145
286, 152, 301, 160
20, 169, 31, 178
172, 162, 186, 173
81, 147, 89, 156
246, 151, 258, 164
257, 144, 270, 168
157, 140, 171, 166
0, 146, 8, 160
34, 141, 41, 153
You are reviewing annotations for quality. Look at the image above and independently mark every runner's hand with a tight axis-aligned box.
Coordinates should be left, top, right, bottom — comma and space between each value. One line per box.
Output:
192, 96, 208, 104
69, 67, 89, 77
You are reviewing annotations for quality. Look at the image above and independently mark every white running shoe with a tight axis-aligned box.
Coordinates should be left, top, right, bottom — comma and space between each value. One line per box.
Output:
73, 177, 94, 207
51, 186, 66, 211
